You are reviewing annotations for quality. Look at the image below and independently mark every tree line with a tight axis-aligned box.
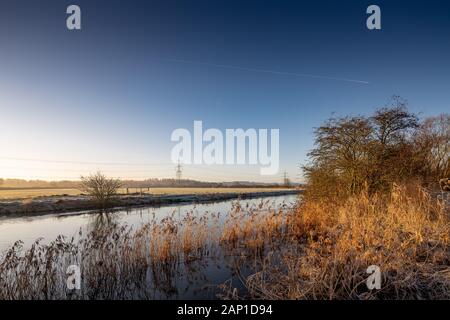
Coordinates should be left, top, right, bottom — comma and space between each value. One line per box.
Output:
0, 177, 286, 189
303, 96, 449, 199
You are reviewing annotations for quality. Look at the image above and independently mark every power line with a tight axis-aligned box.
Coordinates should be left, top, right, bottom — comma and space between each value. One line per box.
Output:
0, 157, 285, 182
0, 157, 279, 175
0, 156, 168, 166
0, 165, 269, 178
0, 165, 173, 173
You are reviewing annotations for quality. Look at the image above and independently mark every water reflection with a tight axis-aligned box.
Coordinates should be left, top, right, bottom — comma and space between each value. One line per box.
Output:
88, 210, 119, 232
0, 194, 297, 253
0, 194, 298, 299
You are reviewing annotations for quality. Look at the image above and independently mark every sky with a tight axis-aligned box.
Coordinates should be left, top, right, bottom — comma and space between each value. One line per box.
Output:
0, 0, 449, 183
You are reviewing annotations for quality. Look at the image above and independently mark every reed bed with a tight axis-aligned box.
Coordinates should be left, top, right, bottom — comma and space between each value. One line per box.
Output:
0, 201, 288, 299
240, 184, 450, 300
0, 208, 224, 299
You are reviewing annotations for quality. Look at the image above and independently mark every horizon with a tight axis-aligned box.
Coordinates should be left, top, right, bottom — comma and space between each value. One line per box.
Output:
0, 176, 301, 184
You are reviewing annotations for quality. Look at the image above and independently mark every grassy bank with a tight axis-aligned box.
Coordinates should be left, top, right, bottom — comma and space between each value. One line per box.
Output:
0, 189, 300, 216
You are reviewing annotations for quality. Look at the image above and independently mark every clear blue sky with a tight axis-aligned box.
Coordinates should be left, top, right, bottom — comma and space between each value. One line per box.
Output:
0, 0, 449, 182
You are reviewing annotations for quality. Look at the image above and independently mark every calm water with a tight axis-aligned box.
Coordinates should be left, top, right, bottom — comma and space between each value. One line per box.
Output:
0, 194, 298, 299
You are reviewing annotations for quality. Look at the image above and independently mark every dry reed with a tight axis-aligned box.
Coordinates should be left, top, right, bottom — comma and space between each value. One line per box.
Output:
0, 185, 448, 300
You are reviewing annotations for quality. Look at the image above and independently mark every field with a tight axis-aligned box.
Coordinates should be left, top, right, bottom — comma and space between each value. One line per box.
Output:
0, 187, 294, 200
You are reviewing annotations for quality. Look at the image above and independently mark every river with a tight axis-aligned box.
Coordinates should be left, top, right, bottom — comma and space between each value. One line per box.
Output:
0, 194, 298, 299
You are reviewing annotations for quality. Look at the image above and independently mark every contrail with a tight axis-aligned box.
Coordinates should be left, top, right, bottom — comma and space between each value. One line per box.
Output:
166, 58, 370, 85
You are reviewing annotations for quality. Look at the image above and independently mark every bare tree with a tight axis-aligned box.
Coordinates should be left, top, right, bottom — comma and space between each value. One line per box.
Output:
303, 97, 423, 198
304, 115, 373, 197
368, 97, 419, 191
79, 172, 123, 208
371, 96, 418, 146
416, 114, 450, 180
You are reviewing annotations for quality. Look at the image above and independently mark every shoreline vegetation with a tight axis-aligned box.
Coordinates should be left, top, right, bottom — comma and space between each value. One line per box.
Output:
0, 183, 448, 299
0, 188, 301, 217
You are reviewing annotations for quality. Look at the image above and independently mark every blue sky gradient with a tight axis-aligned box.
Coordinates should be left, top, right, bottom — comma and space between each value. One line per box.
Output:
0, 0, 449, 182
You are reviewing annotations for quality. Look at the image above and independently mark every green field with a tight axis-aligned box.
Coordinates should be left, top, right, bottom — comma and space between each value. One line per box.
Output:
0, 187, 294, 200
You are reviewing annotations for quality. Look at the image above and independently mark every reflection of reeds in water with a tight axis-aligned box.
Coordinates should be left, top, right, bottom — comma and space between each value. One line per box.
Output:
0, 205, 235, 299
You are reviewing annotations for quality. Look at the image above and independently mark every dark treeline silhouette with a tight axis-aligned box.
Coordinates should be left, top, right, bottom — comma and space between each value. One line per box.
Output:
0, 179, 77, 189
0, 178, 296, 189
121, 179, 294, 188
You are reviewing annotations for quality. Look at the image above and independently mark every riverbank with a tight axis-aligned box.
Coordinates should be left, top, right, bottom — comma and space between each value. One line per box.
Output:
0, 184, 447, 299
0, 189, 302, 217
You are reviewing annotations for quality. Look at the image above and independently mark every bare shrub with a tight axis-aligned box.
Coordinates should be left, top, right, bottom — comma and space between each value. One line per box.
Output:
79, 172, 123, 208
303, 97, 449, 198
